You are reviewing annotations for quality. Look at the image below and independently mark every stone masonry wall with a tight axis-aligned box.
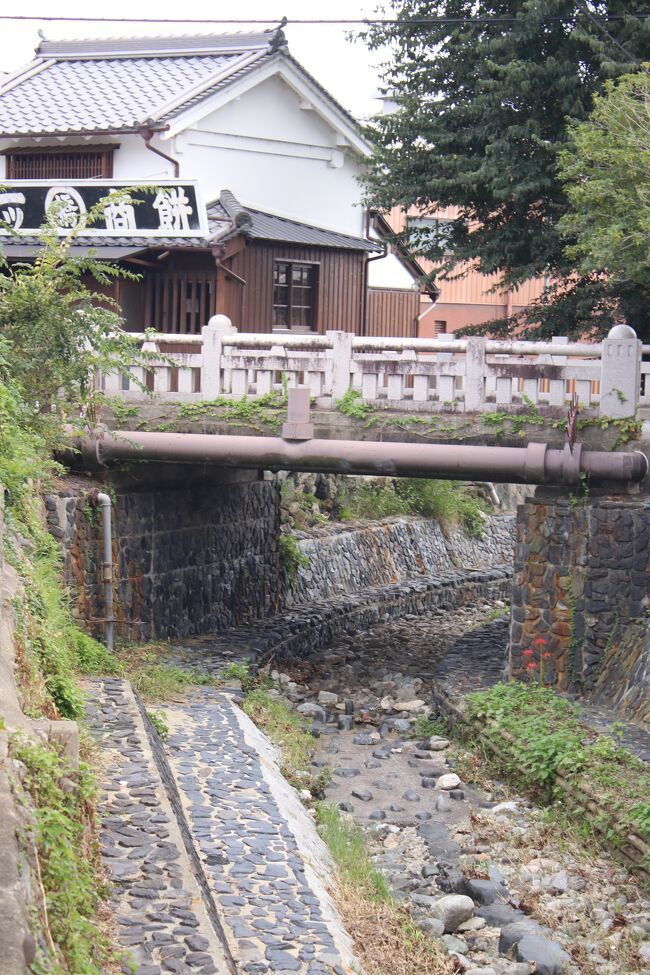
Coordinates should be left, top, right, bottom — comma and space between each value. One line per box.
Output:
287, 515, 514, 606
589, 618, 650, 730
45, 471, 282, 641
509, 495, 650, 692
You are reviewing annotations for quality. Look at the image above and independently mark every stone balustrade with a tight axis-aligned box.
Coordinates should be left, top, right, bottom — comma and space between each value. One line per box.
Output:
100, 317, 648, 419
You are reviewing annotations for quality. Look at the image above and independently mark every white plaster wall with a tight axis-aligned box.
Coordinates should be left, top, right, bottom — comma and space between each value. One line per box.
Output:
368, 252, 420, 289
0, 74, 369, 237
112, 135, 175, 179
173, 75, 367, 235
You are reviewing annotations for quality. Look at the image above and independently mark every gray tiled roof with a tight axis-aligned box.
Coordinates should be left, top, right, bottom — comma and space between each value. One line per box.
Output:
0, 52, 261, 135
215, 193, 381, 252
2, 193, 378, 256
0, 30, 364, 141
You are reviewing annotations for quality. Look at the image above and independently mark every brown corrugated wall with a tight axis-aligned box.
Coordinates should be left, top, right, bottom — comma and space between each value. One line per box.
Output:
367, 287, 419, 338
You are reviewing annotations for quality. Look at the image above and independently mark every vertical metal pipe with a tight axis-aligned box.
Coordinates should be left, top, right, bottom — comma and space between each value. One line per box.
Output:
96, 493, 114, 651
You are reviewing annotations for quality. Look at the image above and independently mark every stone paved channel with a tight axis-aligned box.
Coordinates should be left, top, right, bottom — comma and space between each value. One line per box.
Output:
163, 690, 354, 975
83, 678, 232, 975
84, 678, 356, 975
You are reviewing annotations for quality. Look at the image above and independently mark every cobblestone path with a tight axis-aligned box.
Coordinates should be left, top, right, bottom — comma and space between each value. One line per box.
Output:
84, 678, 232, 975
84, 679, 355, 975
163, 690, 352, 975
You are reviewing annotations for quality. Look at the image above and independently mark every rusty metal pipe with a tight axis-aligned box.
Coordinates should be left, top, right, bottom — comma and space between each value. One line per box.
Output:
96, 492, 115, 651
78, 431, 647, 486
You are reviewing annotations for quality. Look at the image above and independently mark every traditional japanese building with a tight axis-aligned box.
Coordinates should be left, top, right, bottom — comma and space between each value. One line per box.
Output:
0, 28, 422, 336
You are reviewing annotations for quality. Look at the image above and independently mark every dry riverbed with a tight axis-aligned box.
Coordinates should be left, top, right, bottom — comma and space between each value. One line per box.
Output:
262, 606, 650, 975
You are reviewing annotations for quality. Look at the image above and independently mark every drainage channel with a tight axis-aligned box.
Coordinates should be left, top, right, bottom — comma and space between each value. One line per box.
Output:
265, 606, 650, 975
85, 595, 650, 975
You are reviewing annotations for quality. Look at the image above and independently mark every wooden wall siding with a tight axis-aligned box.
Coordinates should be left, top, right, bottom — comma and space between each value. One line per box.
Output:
367, 288, 419, 338
226, 242, 365, 334
144, 270, 216, 333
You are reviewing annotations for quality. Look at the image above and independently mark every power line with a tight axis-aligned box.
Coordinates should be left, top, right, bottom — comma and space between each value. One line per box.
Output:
578, 3, 642, 63
0, 14, 647, 25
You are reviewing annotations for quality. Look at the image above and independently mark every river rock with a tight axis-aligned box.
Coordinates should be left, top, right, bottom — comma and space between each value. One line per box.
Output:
457, 917, 487, 933
427, 737, 450, 750
396, 699, 427, 713
499, 919, 547, 954
441, 934, 468, 954
318, 690, 339, 705
417, 918, 444, 937
351, 788, 373, 802
465, 878, 509, 906
515, 935, 571, 975
436, 773, 461, 791
431, 894, 474, 932
390, 718, 412, 733
297, 702, 327, 723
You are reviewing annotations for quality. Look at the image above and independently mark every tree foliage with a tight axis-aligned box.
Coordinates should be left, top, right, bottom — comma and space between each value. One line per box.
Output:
558, 67, 650, 289
362, 1, 650, 338
0, 231, 144, 438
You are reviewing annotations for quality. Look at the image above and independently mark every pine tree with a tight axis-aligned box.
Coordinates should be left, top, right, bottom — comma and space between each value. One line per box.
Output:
362, 1, 650, 338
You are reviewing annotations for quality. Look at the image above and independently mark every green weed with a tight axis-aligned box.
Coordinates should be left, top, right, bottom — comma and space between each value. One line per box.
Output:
175, 389, 288, 432
410, 715, 448, 739
315, 803, 392, 901
146, 710, 169, 740
11, 737, 111, 975
340, 477, 487, 536
335, 387, 375, 420
279, 533, 310, 582
465, 682, 650, 847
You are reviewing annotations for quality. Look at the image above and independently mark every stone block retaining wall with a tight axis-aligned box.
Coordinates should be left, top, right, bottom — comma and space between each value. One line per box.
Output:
589, 618, 650, 730
256, 568, 512, 666
288, 514, 514, 606
509, 495, 650, 692
45, 471, 282, 641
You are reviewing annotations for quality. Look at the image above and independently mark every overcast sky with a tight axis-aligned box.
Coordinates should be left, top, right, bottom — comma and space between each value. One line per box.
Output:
0, 0, 388, 121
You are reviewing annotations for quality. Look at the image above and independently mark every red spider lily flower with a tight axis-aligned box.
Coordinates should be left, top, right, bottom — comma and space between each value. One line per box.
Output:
542, 652, 552, 660
522, 649, 534, 657
535, 638, 547, 645
526, 661, 539, 671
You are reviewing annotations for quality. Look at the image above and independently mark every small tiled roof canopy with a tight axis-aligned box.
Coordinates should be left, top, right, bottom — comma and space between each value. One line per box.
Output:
0, 28, 360, 137
1, 191, 381, 257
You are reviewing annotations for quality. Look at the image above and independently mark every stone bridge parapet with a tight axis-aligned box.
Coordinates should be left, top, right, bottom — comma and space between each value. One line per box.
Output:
102, 318, 649, 421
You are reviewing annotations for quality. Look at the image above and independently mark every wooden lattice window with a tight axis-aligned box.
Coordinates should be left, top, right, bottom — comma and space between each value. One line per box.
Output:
5, 145, 116, 179
273, 261, 318, 329
144, 271, 216, 334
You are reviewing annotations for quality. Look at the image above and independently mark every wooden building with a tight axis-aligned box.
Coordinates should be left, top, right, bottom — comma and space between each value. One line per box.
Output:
0, 30, 424, 338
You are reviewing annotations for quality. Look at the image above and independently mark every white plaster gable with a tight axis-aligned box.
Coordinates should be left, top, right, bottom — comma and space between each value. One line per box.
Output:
160, 55, 371, 158
191, 74, 342, 152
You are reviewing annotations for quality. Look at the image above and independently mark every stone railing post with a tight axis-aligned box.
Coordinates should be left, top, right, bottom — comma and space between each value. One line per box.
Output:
600, 323, 641, 418
201, 314, 237, 399
326, 330, 354, 400
464, 337, 486, 412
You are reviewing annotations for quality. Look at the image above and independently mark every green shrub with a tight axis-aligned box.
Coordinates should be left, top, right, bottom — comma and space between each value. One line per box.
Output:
11, 737, 110, 974
340, 476, 487, 535
279, 532, 310, 581
466, 682, 650, 846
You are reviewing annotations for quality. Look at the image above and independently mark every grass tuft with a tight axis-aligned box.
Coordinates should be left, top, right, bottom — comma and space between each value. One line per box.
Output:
314, 804, 452, 975
465, 681, 650, 849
